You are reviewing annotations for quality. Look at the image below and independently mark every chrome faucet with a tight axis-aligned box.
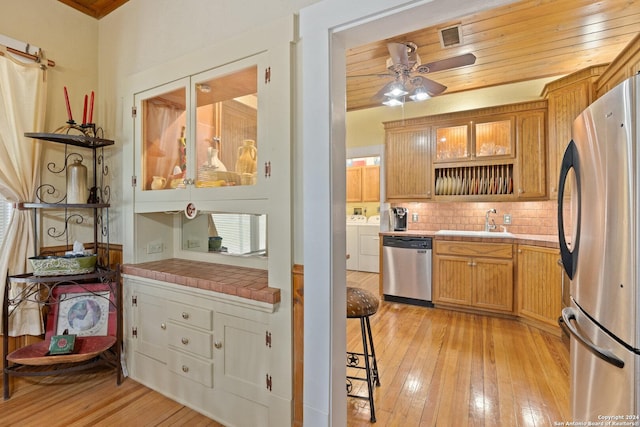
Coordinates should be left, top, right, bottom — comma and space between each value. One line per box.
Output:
485, 208, 497, 232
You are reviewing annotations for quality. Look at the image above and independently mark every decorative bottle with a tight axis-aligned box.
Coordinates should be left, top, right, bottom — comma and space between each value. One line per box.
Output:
235, 139, 257, 175
67, 158, 88, 204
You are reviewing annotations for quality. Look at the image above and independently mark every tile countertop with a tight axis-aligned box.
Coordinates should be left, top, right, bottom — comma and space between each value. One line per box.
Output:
121, 258, 279, 305
380, 231, 560, 249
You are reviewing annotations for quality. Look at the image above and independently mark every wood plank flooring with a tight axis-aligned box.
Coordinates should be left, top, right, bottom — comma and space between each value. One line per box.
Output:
0, 368, 224, 426
1, 271, 568, 426
346, 270, 570, 426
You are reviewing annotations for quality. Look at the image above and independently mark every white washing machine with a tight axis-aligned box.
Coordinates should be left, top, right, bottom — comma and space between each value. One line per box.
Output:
346, 215, 367, 270
358, 215, 380, 273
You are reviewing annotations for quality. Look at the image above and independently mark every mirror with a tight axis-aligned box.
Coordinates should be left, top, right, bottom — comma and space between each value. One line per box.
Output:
182, 212, 267, 257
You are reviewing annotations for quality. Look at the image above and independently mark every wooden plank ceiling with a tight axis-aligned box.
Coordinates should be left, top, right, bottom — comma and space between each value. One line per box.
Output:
57, 0, 128, 19
346, 0, 640, 111
56, 0, 640, 111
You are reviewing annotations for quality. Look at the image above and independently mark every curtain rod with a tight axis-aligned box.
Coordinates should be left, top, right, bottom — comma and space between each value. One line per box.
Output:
0, 46, 55, 68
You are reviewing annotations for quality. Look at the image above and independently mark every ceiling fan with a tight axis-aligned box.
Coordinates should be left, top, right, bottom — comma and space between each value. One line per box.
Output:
352, 42, 476, 105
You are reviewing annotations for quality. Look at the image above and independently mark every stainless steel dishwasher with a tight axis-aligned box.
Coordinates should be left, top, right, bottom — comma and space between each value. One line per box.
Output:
382, 235, 433, 307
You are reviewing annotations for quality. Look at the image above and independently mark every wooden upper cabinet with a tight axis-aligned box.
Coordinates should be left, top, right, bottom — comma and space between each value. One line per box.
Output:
434, 116, 514, 162
385, 128, 432, 200
435, 124, 469, 161
475, 118, 514, 158
595, 33, 640, 99
543, 66, 605, 199
346, 167, 362, 202
362, 165, 380, 202
515, 110, 546, 199
346, 165, 380, 202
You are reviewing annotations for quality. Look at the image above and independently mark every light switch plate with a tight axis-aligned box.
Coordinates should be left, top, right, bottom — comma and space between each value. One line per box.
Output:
503, 214, 512, 225
147, 242, 163, 254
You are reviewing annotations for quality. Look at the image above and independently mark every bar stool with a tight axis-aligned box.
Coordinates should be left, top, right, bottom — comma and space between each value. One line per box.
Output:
346, 286, 381, 422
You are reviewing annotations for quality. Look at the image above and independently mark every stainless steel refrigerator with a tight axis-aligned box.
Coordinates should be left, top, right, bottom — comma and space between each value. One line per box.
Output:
558, 73, 640, 421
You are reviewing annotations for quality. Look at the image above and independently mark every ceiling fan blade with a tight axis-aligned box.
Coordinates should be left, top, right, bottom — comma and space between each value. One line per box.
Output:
415, 76, 447, 96
347, 72, 395, 79
417, 53, 476, 73
387, 42, 409, 66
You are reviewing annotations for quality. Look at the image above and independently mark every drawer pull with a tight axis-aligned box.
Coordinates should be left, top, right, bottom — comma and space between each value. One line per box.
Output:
182, 365, 189, 373
214, 341, 222, 349
160, 323, 166, 330
181, 337, 189, 345
182, 312, 190, 320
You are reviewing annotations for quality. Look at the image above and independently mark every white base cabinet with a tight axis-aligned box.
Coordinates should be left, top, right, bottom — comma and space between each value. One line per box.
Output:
123, 275, 287, 427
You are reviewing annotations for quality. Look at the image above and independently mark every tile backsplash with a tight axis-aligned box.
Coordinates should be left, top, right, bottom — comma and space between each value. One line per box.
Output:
393, 200, 558, 236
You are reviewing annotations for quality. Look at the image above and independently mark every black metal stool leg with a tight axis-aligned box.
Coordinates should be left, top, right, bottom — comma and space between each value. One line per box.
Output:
360, 317, 376, 422
364, 316, 380, 387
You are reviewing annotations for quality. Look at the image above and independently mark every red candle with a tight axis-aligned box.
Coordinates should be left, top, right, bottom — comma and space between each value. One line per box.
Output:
63, 86, 73, 122
88, 91, 94, 124
82, 94, 87, 125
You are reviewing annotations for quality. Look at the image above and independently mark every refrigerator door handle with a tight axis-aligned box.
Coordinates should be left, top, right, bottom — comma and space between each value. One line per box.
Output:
560, 307, 625, 369
557, 139, 582, 280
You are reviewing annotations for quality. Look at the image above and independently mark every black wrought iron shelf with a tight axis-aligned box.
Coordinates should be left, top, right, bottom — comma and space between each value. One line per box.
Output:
17, 202, 110, 210
25, 132, 114, 149
8, 268, 117, 285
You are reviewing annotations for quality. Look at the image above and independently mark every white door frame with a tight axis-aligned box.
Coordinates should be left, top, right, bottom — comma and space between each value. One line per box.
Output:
299, 1, 518, 425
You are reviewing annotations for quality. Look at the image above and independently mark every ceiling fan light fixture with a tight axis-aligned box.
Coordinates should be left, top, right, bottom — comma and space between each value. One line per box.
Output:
382, 96, 404, 107
409, 86, 430, 101
384, 82, 408, 97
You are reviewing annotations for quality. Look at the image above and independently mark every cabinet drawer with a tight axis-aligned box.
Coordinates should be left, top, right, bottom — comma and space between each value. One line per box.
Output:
168, 349, 213, 388
167, 301, 213, 331
435, 241, 512, 259
167, 323, 213, 359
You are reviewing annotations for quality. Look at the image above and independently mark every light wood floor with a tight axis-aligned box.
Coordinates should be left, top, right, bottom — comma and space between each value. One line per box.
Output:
346, 270, 570, 426
1, 271, 568, 426
0, 368, 224, 426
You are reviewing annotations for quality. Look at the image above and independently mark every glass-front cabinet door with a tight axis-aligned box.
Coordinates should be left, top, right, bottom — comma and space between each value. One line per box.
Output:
474, 117, 514, 158
434, 116, 515, 162
135, 78, 190, 200
435, 124, 469, 162
192, 62, 259, 190
134, 54, 267, 209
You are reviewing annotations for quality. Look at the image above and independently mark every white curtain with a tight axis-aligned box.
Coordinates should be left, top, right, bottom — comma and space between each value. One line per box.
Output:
0, 45, 47, 336
143, 100, 185, 189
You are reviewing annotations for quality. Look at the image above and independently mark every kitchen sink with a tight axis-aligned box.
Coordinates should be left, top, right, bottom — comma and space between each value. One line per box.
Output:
434, 229, 515, 238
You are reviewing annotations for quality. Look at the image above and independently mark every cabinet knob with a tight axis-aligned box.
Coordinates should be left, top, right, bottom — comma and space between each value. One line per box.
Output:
519, 188, 524, 194
160, 323, 166, 330
182, 312, 190, 320
214, 340, 222, 349
181, 337, 189, 345
518, 249, 522, 253
182, 365, 189, 373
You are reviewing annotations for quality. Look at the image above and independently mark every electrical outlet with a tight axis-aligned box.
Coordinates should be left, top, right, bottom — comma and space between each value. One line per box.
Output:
147, 242, 163, 254
503, 214, 512, 225
187, 240, 200, 248
412, 212, 419, 222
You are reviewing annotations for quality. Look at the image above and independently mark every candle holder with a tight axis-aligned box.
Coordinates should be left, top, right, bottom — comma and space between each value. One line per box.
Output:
53, 122, 103, 139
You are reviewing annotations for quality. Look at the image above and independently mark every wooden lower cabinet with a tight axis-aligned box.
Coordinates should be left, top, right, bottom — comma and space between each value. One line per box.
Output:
433, 241, 514, 314
123, 276, 288, 427
516, 245, 563, 334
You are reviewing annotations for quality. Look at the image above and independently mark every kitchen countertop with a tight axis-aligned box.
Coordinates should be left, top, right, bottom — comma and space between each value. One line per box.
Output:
121, 258, 279, 304
380, 230, 560, 249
